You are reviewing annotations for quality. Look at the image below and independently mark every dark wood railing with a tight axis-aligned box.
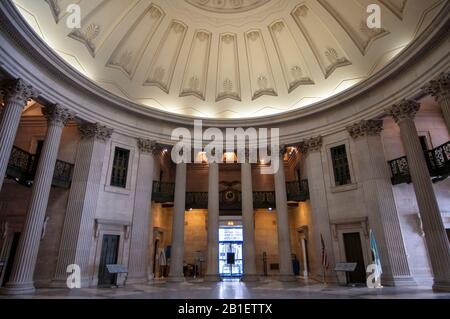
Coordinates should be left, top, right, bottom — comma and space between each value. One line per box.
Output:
286, 180, 310, 202
152, 181, 175, 203
152, 179, 309, 210
388, 141, 450, 185
7, 146, 74, 189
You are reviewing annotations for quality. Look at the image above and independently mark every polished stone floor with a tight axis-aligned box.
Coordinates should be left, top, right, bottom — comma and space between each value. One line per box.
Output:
1, 279, 450, 299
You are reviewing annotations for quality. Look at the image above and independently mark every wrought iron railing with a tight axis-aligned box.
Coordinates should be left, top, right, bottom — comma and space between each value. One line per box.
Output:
388, 141, 450, 185
253, 191, 276, 209
152, 181, 175, 203
286, 180, 310, 202
6, 146, 74, 188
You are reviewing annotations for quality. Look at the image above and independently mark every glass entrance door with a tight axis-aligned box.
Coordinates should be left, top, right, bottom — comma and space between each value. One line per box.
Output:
219, 227, 243, 278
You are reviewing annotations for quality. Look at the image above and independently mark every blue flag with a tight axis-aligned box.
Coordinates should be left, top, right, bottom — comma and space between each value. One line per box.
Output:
370, 229, 382, 279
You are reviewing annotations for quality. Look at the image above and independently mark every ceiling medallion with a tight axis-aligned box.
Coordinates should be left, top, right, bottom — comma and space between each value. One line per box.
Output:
185, 0, 271, 13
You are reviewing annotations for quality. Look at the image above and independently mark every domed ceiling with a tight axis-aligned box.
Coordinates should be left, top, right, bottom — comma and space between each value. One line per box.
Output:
13, 0, 445, 119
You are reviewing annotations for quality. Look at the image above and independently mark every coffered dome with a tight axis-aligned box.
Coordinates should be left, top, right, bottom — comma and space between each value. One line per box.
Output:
12, 0, 446, 119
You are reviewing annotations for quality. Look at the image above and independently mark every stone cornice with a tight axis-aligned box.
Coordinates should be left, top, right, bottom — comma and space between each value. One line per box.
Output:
387, 100, 421, 123
78, 122, 113, 141
0, 78, 39, 105
347, 120, 383, 139
42, 104, 74, 127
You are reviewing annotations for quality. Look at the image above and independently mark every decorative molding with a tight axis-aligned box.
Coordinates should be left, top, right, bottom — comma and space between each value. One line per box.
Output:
0, 78, 39, 105
423, 71, 450, 101
387, 99, 421, 123
184, 0, 270, 13
42, 104, 74, 126
180, 30, 212, 101
144, 20, 188, 93
330, 217, 369, 239
94, 218, 131, 239
216, 33, 241, 102
0, 220, 8, 240
41, 216, 50, 241
268, 20, 314, 93
137, 138, 162, 155
291, 4, 352, 79
78, 122, 113, 141
300, 137, 323, 154
244, 29, 277, 100
346, 120, 383, 139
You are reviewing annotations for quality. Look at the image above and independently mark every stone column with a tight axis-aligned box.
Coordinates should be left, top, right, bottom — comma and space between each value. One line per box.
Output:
347, 120, 415, 286
127, 140, 160, 284
274, 147, 295, 281
241, 157, 258, 281
205, 161, 220, 282
167, 162, 187, 282
52, 122, 113, 288
388, 100, 450, 292
0, 104, 73, 295
0, 79, 39, 192
424, 72, 450, 134
301, 137, 337, 283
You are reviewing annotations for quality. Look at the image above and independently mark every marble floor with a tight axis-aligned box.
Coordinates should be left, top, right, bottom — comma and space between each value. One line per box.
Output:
1, 279, 450, 299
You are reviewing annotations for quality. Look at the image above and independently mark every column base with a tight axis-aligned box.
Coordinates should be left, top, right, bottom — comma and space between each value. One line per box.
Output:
241, 274, 259, 282
204, 274, 221, 282
0, 282, 36, 295
382, 276, 417, 287
125, 277, 149, 285
49, 277, 91, 289
433, 281, 450, 292
277, 274, 297, 282
167, 274, 185, 283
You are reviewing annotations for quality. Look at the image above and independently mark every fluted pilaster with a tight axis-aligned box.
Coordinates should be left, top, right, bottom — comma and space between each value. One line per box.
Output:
241, 153, 258, 281
300, 137, 337, 283
274, 146, 295, 281
388, 100, 450, 292
1, 104, 73, 295
205, 161, 220, 282
347, 120, 415, 286
127, 139, 160, 284
52, 122, 112, 287
168, 162, 187, 282
0, 79, 39, 192
423, 72, 450, 133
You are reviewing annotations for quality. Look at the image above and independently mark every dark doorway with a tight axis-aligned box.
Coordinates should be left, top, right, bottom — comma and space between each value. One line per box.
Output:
152, 239, 159, 275
98, 235, 120, 287
446, 229, 450, 244
1, 232, 21, 287
304, 238, 310, 276
343, 232, 366, 284
419, 136, 429, 152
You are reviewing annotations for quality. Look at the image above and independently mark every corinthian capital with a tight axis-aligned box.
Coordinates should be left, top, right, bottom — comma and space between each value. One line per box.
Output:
387, 100, 420, 123
300, 136, 322, 155
137, 138, 162, 155
347, 120, 383, 139
423, 72, 450, 101
42, 104, 74, 126
1, 79, 39, 105
79, 122, 113, 141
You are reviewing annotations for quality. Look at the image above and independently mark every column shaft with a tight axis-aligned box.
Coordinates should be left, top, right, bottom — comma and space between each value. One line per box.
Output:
205, 162, 220, 281
303, 141, 337, 283
274, 151, 295, 281
241, 162, 257, 281
1, 104, 72, 295
398, 118, 450, 291
127, 142, 155, 284
168, 163, 187, 282
53, 126, 110, 287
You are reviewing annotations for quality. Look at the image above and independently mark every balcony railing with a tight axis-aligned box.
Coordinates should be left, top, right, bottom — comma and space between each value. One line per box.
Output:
152, 179, 309, 210
286, 180, 310, 202
7, 146, 74, 189
152, 181, 175, 203
388, 141, 450, 185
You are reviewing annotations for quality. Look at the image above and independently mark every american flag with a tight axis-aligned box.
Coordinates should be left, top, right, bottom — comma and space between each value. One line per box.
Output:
321, 234, 329, 269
